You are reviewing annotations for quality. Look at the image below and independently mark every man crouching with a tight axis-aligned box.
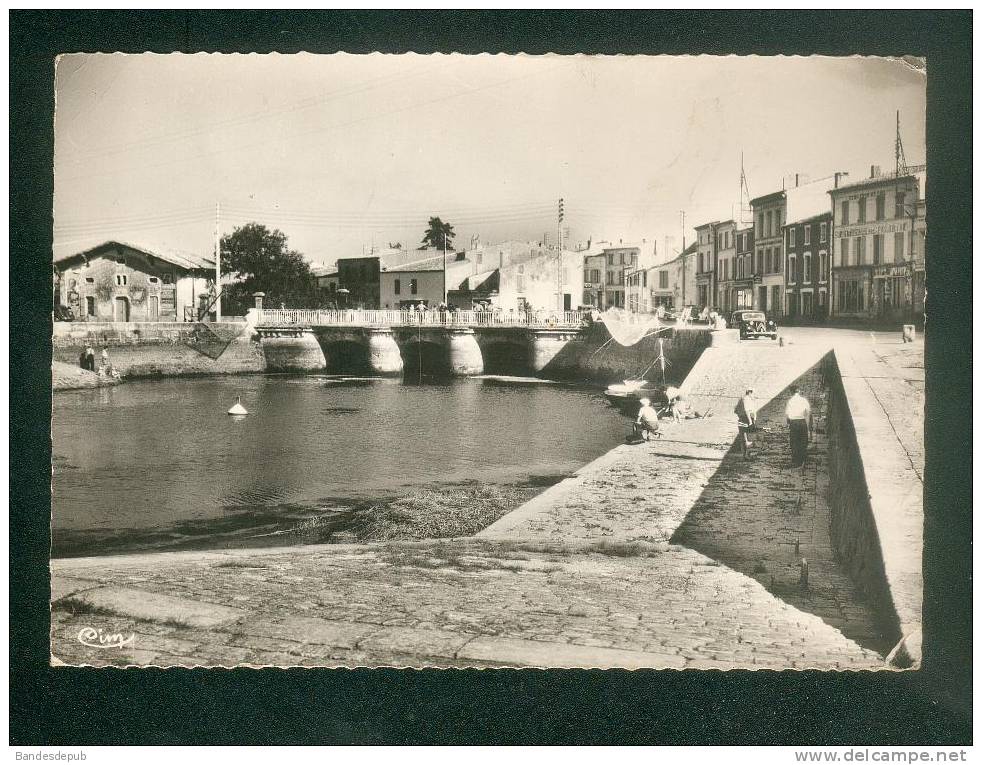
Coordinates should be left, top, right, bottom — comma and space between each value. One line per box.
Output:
634, 397, 662, 441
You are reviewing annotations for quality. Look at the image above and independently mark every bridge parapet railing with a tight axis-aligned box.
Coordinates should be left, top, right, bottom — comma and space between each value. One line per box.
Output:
257, 308, 586, 329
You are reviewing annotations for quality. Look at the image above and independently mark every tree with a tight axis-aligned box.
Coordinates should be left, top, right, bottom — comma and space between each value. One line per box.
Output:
421, 217, 455, 250
220, 223, 316, 313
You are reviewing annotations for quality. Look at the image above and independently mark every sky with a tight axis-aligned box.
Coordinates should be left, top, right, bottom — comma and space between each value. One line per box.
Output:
53, 54, 926, 268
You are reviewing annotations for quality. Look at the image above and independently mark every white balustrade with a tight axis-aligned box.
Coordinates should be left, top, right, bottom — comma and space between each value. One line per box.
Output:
258, 307, 585, 329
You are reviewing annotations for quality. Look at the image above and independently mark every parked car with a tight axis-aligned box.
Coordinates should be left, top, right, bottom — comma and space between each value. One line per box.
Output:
53, 305, 75, 322
731, 310, 777, 340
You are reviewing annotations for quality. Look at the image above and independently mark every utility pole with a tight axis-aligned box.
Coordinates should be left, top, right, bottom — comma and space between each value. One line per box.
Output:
557, 197, 565, 311
443, 231, 448, 305
214, 201, 221, 322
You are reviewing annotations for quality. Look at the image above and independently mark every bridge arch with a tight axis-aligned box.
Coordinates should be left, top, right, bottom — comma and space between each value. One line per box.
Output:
320, 339, 372, 375
474, 335, 532, 376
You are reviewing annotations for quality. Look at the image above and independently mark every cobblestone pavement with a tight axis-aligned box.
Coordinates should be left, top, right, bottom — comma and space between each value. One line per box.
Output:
50, 330, 919, 669
51, 536, 882, 669
671, 360, 891, 654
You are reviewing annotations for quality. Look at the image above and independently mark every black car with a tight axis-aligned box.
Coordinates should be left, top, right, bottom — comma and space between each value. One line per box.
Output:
731, 310, 777, 340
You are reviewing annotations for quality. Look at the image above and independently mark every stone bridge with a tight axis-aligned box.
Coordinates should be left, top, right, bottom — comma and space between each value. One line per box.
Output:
257, 324, 587, 377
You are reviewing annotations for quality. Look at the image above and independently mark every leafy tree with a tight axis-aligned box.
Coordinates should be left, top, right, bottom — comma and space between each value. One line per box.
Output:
421, 217, 455, 250
220, 223, 316, 313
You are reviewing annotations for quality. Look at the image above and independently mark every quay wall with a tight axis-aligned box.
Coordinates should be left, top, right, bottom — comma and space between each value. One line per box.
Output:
52, 321, 265, 379
825, 351, 923, 665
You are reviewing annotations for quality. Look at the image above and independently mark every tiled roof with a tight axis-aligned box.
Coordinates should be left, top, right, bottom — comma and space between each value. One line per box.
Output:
54, 240, 214, 270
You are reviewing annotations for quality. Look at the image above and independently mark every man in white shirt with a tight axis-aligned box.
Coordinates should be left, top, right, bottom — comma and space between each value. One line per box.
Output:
635, 397, 661, 441
785, 386, 812, 468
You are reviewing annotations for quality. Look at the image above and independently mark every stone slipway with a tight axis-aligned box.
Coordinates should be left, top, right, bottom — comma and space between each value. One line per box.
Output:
479, 339, 831, 544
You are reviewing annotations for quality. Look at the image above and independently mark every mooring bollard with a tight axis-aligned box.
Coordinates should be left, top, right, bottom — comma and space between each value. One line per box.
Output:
902, 324, 916, 343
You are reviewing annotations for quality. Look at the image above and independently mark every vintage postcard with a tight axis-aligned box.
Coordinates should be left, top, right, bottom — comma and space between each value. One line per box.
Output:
49, 53, 926, 670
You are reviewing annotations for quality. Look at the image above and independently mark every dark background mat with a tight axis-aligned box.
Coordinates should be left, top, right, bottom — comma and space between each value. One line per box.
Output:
10, 10, 972, 745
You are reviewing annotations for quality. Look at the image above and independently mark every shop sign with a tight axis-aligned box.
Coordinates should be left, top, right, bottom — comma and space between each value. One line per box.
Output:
872, 264, 910, 279
836, 220, 909, 238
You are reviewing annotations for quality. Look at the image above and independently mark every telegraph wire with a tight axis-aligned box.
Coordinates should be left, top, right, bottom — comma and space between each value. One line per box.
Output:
62, 61, 456, 165
57, 61, 575, 185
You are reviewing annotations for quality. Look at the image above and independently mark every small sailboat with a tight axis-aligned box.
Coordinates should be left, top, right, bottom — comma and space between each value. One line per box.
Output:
227, 396, 248, 416
604, 378, 656, 402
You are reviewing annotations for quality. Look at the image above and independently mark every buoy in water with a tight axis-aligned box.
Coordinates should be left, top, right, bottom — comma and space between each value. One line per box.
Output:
227, 396, 248, 416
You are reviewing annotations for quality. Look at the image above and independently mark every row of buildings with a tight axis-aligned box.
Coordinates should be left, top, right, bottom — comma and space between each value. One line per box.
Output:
52, 167, 925, 326
315, 238, 658, 315
625, 167, 927, 324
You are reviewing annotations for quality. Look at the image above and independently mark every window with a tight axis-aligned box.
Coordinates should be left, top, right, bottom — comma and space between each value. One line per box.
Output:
115, 274, 128, 286
804, 225, 811, 245
872, 234, 883, 265
894, 232, 906, 263
607, 254, 615, 265
788, 255, 796, 284
840, 200, 850, 225
894, 191, 906, 219
148, 276, 159, 284
394, 278, 401, 295
857, 196, 866, 223
84, 276, 95, 284
839, 238, 849, 268
410, 278, 418, 295
477, 252, 483, 265
756, 249, 763, 274
820, 223, 827, 242
789, 228, 796, 248
757, 214, 764, 237
876, 192, 886, 220
854, 236, 865, 266
698, 254, 704, 273
819, 252, 828, 282
642, 271, 647, 288
766, 211, 773, 237
85, 296, 95, 316
803, 254, 812, 283
659, 270, 668, 289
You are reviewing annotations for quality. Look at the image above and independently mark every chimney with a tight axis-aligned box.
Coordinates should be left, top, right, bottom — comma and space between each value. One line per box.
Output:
870, 165, 881, 178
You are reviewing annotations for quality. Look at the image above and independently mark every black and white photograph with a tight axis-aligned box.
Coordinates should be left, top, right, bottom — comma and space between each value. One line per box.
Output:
43, 50, 937, 674
42, 50, 937, 672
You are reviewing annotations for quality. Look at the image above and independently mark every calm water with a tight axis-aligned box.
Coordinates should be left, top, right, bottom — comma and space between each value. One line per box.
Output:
52, 375, 630, 557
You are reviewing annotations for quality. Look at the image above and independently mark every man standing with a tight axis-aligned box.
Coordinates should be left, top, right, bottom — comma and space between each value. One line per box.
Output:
735, 388, 757, 458
785, 385, 812, 468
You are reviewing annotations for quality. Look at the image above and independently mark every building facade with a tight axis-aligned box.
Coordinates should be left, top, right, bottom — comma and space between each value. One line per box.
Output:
783, 212, 831, 323
693, 222, 717, 311
732, 225, 755, 311
714, 220, 738, 314
600, 244, 640, 309
829, 171, 925, 323
53, 241, 215, 322
750, 190, 787, 316
582, 253, 605, 308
